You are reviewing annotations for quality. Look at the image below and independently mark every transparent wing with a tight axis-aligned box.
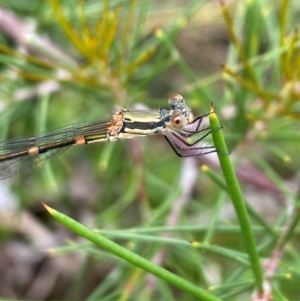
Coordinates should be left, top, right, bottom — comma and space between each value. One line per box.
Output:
0, 118, 111, 179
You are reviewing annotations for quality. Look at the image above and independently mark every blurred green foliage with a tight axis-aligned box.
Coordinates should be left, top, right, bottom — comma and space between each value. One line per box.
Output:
0, 0, 300, 300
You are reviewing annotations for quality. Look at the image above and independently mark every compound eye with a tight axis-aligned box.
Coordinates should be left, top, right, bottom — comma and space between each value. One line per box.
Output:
169, 112, 188, 131
168, 94, 185, 110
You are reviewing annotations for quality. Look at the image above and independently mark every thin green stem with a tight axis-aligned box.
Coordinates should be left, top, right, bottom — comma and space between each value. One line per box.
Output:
43, 203, 222, 301
209, 104, 263, 293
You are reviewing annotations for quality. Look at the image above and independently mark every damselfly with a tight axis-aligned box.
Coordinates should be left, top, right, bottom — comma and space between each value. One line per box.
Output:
0, 94, 216, 179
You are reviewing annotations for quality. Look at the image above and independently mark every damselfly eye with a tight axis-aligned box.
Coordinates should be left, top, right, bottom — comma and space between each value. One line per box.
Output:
174, 116, 182, 125
168, 94, 185, 110
169, 112, 188, 131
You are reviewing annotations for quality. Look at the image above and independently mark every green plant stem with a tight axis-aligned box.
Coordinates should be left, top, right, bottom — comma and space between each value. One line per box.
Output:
43, 203, 222, 301
209, 104, 263, 293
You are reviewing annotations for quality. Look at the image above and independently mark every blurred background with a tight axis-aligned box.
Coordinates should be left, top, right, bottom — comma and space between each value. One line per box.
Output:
0, 0, 299, 300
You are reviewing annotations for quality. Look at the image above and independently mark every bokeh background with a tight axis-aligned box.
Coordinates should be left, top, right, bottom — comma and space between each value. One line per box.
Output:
0, 0, 300, 300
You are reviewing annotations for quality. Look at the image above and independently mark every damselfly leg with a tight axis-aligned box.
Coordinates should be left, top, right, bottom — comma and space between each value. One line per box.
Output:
163, 112, 217, 157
